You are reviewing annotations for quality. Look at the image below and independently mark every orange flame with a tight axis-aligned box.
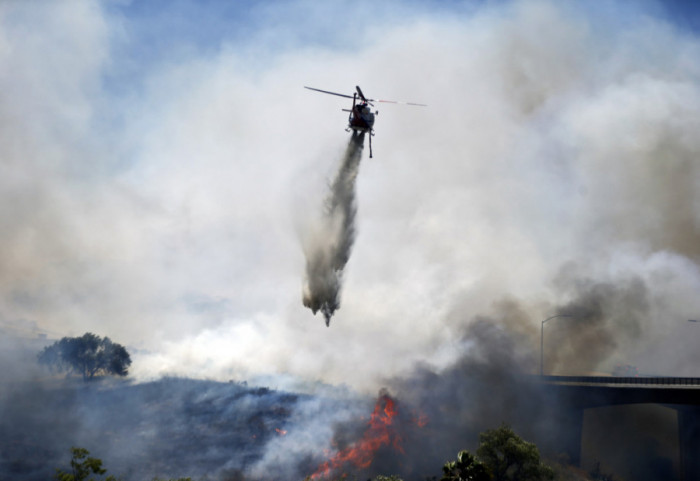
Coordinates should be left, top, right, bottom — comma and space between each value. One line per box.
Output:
275, 428, 288, 436
311, 393, 403, 479
413, 411, 429, 428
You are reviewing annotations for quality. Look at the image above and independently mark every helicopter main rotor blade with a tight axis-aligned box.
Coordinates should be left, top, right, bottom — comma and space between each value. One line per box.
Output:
358, 86, 427, 107
306, 85, 427, 106
374, 99, 428, 107
304, 86, 354, 99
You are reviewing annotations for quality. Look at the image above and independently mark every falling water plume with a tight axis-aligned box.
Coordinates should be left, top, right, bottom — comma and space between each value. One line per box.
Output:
302, 132, 365, 326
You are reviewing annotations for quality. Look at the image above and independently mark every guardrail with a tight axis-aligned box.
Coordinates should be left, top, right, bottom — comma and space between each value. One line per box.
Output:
539, 375, 700, 386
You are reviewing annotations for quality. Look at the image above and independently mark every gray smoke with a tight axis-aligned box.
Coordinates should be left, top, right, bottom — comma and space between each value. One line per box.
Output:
358, 310, 550, 478
546, 268, 651, 375
302, 132, 365, 326
357, 288, 668, 480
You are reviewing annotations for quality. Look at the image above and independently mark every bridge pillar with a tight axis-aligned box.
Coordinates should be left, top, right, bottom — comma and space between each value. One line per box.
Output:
557, 406, 584, 466
678, 406, 700, 481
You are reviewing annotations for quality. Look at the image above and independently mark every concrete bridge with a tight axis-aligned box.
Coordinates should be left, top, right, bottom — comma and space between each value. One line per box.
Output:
538, 376, 700, 481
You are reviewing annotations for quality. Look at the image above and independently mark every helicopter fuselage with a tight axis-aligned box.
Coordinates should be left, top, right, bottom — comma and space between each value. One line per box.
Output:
347, 102, 375, 133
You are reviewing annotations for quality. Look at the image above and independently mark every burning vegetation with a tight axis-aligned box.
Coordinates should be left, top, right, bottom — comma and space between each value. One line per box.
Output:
311, 392, 408, 478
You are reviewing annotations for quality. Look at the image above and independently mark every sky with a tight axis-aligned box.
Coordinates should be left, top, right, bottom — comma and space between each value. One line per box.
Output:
2, 0, 700, 393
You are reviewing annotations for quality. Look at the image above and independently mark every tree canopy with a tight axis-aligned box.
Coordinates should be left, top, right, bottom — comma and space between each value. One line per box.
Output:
38, 333, 132, 381
476, 424, 554, 481
55, 447, 191, 481
54, 447, 115, 481
441, 425, 555, 481
441, 450, 490, 481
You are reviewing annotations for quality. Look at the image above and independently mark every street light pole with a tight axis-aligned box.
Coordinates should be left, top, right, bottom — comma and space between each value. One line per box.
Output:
540, 314, 573, 376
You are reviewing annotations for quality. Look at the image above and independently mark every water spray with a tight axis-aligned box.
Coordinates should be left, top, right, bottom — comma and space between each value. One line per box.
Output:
302, 132, 365, 326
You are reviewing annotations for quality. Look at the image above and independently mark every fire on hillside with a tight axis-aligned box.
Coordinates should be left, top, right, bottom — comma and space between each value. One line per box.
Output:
310, 391, 426, 479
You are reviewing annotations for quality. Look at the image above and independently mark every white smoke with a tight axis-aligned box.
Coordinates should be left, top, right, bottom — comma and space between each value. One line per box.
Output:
1, 0, 700, 390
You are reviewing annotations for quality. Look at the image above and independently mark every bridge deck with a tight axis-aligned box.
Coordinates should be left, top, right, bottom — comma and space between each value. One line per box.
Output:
538, 375, 700, 387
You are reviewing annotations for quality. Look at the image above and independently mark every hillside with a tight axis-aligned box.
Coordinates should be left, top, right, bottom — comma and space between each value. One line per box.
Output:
0, 376, 355, 480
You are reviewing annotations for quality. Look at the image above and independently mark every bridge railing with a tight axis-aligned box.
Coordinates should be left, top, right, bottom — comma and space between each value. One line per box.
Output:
538, 375, 700, 385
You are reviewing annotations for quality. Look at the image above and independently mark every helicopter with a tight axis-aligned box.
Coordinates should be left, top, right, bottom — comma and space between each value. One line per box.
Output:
304, 85, 426, 158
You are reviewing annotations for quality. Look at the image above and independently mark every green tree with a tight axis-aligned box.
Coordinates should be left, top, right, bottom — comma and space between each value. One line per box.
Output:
55, 447, 194, 481
476, 424, 554, 481
38, 333, 132, 381
441, 450, 490, 481
54, 447, 116, 481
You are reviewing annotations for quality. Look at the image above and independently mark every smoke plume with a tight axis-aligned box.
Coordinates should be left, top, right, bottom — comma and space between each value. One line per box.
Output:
2, 1, 700, 479
302, 133, 365, 326
546, 268, 651, 375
